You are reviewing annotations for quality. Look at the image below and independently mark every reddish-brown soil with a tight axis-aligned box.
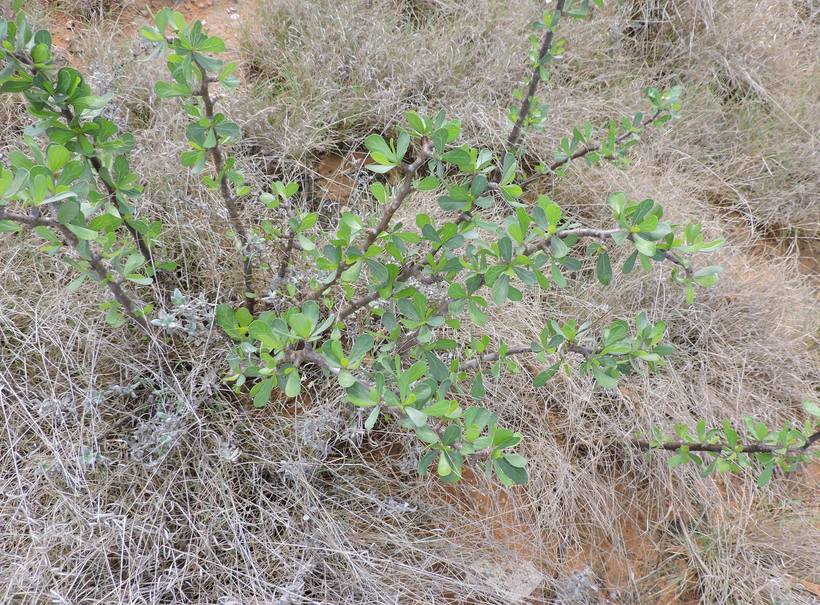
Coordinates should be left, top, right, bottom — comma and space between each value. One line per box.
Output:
45, 0, 252, 66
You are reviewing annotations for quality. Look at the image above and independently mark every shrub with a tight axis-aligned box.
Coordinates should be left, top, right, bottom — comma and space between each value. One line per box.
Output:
1, 0, 816, 486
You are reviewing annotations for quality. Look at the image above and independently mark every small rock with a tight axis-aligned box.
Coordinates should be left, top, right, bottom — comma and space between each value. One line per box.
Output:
66, 19, 74, 29
467, 558, 545, 603
197, 2, 205, 8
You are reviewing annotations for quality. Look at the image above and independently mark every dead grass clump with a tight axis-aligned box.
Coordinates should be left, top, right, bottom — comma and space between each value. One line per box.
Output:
631, 0, 819, 237
53, 0, 134, 21
238, 0, 538, 159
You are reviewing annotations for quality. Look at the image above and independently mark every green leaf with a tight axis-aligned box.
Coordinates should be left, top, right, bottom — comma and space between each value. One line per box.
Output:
533, 362, 560, 387
67, 274, 87, 292
0, 78, 33, 93
122, 254, 145, 275
405, 406, 428, 427
365, 406, 380, 431
156, 81, 192, 98
692, 265, 723, 287
364, 134, 395, 167
248, 320, 278, 350
504, 453, 527, 468
215, 303, 237, 334
441, 148, 474, 172
498, 237, 513, 263
289, 312, 313, 339
803, 400, 820, 418
422, 399, 451, 417
550, 261, 566, 288
632, 235, 655, 257
285, 371, 301, 397
592, 366, 618, 389
42, 191, 79, 206
46, 145, 71, 172
438, 196, 470, 212
622, 250, 638, 274
471, 372, 485, 400
0, 169, 13, 197
491, 274, 509, 305
442, 424, 461, 446
418, 450, 437, 475
757, 464, 775, 487
72, 93, 113, 112
66, 224, 97, 240
596, 252, 612, 285
337, 370, 357, 388
667, 451, 690, 469
405, 110, 427, 134
550, 236, 569, 258
607, 192, 628, 216
251, 378, 275, 408
196, 36, 225, 53
34, 226, 62, 246
345, 382, 377, 407
410, 176, 438, 193
139, 26, 165, 42
214, 119, 241, 143
495, 458, 528, 485
437, 451, 452, 477
370, 182, 388, 204
416, 425, 440, 444
349, 334, 374, 363
125, 274, 151, 285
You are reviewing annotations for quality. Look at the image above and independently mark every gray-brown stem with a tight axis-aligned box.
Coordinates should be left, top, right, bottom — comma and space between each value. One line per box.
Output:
193, 58, 256, 314
0, 208, 150, 331
506, 0, 567, 151
304, 142, 432, 303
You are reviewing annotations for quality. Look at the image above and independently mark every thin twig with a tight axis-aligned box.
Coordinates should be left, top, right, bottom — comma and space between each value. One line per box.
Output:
295, 344, 495, 458
192, 58, 256, 314
277, 230, 296, 280
633, 431, 820, 456
520, 109, 664, 186
8, 48, 156, 266
55, 105, 154, 264
305, 141, 432, 303
460, 346, 532, 370
458, 335, 593, 372
506, 0, 567, 150
523, 226, 693, 276
340, 221, 693, 324
0, 208, 149, 330
338, 251, 430, 321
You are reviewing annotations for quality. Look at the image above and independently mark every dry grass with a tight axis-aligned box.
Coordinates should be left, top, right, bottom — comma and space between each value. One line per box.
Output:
1, 0, 819, 603
51, 0, 134, 20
